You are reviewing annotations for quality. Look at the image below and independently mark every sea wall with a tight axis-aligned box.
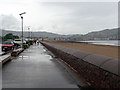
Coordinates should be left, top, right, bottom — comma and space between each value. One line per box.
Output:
41, 41, 120, 88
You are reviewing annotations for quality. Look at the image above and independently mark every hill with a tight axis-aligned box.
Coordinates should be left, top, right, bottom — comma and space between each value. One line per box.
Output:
69, 28, 118, 40
0, 28, 119, 40
1, 30, 62, 38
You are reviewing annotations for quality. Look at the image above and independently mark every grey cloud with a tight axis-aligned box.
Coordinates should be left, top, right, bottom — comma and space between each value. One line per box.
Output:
42, 2, 117, 17
41, 2, 117, 34
0, 14, 20, 30
0, 2, 117, 34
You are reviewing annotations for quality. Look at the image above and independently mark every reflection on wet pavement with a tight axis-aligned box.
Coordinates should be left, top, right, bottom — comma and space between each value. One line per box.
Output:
2, 44, 79, 88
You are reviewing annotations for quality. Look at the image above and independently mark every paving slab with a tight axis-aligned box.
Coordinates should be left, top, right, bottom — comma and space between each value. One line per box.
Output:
2, 44, 79, 88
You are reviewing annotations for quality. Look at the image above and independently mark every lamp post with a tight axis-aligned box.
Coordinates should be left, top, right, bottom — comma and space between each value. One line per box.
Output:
19, 12, 26, 48
31, 31, 32, 40
28, 26, 30, 40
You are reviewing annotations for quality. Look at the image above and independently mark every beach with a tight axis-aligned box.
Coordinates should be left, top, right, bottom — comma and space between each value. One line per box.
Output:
46, 41, 118, 59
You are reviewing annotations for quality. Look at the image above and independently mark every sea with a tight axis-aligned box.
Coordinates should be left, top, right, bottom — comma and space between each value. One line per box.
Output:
77, 40, 119, 46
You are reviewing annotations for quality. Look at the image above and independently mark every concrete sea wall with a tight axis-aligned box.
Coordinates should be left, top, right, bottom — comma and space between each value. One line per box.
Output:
41, 42, 120, 88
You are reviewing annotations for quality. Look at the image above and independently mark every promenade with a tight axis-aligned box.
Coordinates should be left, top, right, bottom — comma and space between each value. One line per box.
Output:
2, 44, 78, 88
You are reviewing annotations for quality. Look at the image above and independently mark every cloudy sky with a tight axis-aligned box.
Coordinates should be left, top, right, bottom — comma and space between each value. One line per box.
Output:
0, 0, 118, 34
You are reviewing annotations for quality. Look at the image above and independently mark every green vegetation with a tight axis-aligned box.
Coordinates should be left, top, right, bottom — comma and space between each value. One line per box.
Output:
2, 33, 19, 42
23, 44, 29, 49
29, 40, 34, 45
23, 40, 34, 49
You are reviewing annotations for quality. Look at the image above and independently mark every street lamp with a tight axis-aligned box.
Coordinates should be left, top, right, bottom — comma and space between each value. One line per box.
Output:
31, 31, 32, 40
19, 12, 26, 48
28, 26, 30, 40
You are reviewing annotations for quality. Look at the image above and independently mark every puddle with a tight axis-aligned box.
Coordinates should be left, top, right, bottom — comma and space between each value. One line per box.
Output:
19, 56, 29, 59
45, 55, 53, 60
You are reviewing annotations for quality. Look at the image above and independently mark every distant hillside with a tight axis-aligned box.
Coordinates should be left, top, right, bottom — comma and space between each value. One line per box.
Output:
0, 28, 119, 40
82, 28, 118, 40
1, 30, 62, 38
67, 28, 118, 40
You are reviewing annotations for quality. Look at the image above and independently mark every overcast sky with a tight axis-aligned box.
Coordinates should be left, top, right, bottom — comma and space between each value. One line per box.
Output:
0, 0, 118, 34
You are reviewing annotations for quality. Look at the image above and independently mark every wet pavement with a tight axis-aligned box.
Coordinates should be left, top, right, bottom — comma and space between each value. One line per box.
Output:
2, 44, 79, 88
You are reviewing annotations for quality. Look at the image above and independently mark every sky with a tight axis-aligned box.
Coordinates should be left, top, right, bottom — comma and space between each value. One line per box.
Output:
0, 0, 118, 35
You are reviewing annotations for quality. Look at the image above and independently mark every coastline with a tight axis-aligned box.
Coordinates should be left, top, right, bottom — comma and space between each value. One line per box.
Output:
46, 41, 118, 59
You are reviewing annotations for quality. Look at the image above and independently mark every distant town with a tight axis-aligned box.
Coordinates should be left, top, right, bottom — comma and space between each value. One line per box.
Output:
0, 28, 119, 43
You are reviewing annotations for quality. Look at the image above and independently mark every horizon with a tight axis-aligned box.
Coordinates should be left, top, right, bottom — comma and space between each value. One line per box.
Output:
1, 27, 118, 36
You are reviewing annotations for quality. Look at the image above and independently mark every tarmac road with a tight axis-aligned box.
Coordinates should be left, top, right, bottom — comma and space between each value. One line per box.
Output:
2, 44, 79, 88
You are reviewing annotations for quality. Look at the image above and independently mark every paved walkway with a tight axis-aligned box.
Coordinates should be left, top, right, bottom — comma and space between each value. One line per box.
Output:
2, 44, 78, 88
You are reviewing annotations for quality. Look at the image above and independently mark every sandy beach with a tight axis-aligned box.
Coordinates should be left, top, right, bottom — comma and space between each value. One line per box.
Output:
46, 41, 118, 59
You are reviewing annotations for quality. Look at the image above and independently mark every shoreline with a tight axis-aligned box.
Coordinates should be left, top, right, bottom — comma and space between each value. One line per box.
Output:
57, 40, 119, 46
46, 41, 118, 59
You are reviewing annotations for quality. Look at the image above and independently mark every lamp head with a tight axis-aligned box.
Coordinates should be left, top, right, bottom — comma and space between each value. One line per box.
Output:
19, 12, 26, 16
